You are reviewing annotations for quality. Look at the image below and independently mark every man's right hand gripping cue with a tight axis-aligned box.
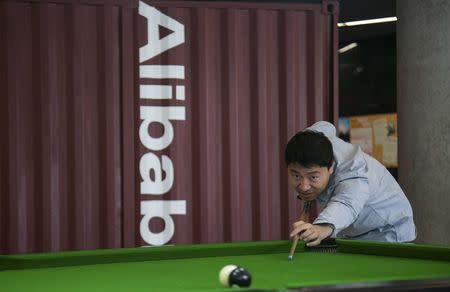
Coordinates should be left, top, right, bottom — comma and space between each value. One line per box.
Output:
290, 221, 333, 247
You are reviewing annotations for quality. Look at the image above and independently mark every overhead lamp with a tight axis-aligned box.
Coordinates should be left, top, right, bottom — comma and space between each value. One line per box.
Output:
338, 42, 358, 54
338, 16, 397, 27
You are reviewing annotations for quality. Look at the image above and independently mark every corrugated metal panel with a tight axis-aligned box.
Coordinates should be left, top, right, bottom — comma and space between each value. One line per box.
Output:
1, 0, 337, 254
0, 0, 138, 254
137, 1, 338, 246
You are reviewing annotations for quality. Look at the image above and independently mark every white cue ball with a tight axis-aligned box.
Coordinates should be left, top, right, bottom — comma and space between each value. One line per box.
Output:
219, 264, 238, 287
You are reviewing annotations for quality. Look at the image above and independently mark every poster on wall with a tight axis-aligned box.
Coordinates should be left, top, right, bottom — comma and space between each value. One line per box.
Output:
347, 113, 398, 168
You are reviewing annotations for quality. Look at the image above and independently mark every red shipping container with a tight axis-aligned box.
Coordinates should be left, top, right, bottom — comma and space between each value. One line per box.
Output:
0, 0, 338, 254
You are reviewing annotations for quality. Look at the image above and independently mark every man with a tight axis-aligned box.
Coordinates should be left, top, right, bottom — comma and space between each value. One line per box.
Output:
286, 121, 416, 247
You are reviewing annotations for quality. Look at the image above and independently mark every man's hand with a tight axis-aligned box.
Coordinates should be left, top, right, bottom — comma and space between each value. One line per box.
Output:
290, 221, 333, 247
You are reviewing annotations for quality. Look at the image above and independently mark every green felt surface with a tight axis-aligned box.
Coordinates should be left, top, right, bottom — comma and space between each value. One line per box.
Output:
1, 240, 450, 292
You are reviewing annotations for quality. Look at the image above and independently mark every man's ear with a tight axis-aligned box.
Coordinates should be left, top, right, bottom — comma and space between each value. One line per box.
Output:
329, 161, 335, 175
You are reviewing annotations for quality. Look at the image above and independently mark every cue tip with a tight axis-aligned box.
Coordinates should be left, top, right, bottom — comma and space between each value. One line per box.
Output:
287, 255, 293, 261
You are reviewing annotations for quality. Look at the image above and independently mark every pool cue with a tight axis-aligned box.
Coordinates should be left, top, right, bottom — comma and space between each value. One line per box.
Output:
288, 201, 312, 261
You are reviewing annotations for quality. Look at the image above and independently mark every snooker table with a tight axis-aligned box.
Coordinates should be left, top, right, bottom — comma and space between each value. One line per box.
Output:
1, 239, 450, 292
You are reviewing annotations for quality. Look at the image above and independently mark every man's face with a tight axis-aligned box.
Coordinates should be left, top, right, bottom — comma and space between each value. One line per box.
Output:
287, 163, 334, 201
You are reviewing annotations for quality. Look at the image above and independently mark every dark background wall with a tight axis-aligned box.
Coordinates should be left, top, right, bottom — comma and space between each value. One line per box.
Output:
339, 35, 396, 117
338, 0, 396, 117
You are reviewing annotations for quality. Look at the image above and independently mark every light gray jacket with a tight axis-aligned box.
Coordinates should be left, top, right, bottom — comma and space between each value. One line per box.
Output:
310, 121, 416, 242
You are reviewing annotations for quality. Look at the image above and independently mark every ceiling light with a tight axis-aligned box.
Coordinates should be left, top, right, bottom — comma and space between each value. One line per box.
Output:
338, 42, 358, 54
338, 17, 397, 27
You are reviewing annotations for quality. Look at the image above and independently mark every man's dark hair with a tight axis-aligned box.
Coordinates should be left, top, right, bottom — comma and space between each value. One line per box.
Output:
285, 130, 334, 168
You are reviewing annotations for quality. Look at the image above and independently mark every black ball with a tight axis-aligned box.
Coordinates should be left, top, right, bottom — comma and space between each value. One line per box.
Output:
229, 267, 251, 288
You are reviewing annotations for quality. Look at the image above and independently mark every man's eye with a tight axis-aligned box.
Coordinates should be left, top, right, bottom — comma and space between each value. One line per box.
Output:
311, 176, 318, 180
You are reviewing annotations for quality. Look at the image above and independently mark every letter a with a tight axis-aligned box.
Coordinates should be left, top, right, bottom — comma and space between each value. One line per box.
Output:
139, 1, 185, 63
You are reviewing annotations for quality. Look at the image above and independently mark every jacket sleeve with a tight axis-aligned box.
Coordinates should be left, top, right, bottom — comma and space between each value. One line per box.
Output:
313, 177, 370, 237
